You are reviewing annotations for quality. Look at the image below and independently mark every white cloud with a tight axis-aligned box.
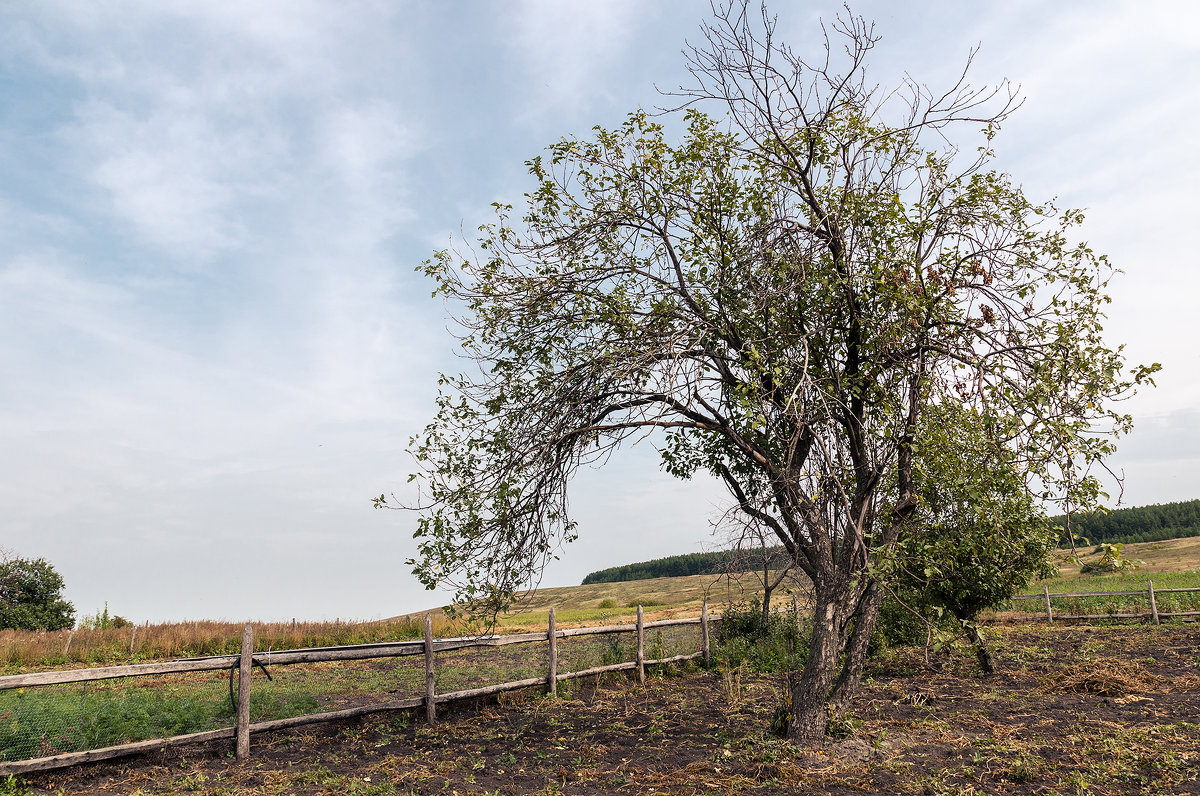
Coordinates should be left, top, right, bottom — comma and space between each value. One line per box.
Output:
503, 0, 643, 119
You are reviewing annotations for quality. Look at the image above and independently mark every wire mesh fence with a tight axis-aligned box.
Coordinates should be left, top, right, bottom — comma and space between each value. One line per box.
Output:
435, 641, 546, 695
0, 607, 713, 772
0, 670, 231, 762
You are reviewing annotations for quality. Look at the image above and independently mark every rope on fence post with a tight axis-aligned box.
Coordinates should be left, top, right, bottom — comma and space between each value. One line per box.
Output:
236, 624, 253, 761
700, 601, 710, 666
1043, 586, 1053, 625
424, 614, 436, 725
636, 605, 645, 685
1148, 580, 1160, 625
548, 608, 557, 696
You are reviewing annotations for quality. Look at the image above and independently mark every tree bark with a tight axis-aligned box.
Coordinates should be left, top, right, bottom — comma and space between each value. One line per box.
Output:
828, 582, 883, 715
962, 621, 996, 675
787, 590, 841, 741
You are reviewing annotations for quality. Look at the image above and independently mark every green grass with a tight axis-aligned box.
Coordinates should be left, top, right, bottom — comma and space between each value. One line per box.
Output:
1012, 568, 1200, 618
0, 627, 705, 764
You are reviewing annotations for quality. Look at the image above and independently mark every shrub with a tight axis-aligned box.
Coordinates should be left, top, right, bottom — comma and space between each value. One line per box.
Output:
714, 601, 805, 673
78, 602, 131, 630
597, 598, 617, 609
1080, 543, 1141, 575
872, 594, 931, 651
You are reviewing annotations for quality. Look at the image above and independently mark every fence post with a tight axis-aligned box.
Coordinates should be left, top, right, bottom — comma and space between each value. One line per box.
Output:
548, 608, 558, 696
236, 624, 253, 761
1043, 586, 1053, 625
636, 605, 645, 685
1148, 580, 1160, 625
424, 614, 436, 725
700, 601, 710, 666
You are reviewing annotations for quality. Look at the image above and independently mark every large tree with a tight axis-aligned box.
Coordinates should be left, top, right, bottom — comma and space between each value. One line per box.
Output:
0, 553, 76, 632
382, 5, 1156, 740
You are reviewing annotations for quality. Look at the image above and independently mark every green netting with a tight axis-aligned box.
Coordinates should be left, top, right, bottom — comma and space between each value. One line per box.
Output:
435, 641, 546, 693
0, 623, 708, 763
557, 631, 636, 675
0, 671, 231, 762
250, 656, 424, 720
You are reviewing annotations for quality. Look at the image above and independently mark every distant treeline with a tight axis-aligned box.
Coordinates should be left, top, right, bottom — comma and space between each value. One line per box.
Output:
581, 547, 784, 585
1053, 498, 1200, 546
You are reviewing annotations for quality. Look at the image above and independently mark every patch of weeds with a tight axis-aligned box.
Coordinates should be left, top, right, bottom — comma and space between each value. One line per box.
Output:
1002, 750, 1046, 783
292, 765, 342, 786
173, 772, 208, 791
827, 714, 862, 740
0, 775, 27, 796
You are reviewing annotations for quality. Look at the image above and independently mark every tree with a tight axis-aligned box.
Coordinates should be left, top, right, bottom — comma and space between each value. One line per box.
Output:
890, 405, 1058, 674
0, 553, 76, 631
382, 3, 1156, 741
713, 509, 804, 627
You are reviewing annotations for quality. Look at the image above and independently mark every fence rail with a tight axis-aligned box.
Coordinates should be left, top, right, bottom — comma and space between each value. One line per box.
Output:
1007, 582, 1200, 624
0, 604, 715, 775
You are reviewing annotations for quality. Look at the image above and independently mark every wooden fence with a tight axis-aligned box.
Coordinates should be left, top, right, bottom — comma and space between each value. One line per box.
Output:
1008, 582, 1200, 624
0, 603, 714, 776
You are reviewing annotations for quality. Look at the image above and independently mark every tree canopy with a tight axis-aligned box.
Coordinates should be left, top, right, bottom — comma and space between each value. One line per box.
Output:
890, 404, 1058, 672
382, 4, 1155, 740
0, 553, 76, 632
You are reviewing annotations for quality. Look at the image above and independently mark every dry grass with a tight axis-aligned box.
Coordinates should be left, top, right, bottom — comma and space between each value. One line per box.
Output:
0, 615, 467, 672
1051, 535, 1200, 578
1042, 656, 1160, 697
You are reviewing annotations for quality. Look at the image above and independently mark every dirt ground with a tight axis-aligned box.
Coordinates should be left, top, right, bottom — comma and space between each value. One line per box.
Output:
22, 624, 1200, 795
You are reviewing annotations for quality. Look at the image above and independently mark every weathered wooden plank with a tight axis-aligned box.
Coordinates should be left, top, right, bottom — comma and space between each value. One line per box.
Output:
0, 697, 428, 776
424, 615, 436, 725
547, 609, 557, 697
644, 652, 703, 666
0, 657, 239, 689
555, 661, 637, 680
642, 617, 702, 629
636, 606, 645, 686
434, 676, 547, 703
248, 697, 425, 732
0, 727, 234, 775
1013, 589, 1159, 600
557, 624, 637, 638
235, 625, 253, 760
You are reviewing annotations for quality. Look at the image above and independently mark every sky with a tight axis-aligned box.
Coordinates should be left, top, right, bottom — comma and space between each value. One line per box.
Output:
1, 1, 1197, 624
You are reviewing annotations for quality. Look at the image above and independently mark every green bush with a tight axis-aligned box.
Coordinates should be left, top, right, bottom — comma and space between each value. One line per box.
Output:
1080, 543, 1140, 575
78, 602, 131, 630
872, 595, 930, 652
714, 602, 805, 673
597, 598, 617, 609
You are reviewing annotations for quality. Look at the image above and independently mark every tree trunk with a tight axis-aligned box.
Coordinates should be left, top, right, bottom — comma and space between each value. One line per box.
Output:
828, 582, 883, 715
761, 561, 772, 627
787, 592, 840, 741
962, 621, 995, 675
788, 580, 884, 742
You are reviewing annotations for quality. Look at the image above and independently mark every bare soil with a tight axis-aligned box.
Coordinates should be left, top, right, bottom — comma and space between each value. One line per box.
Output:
24, 624, 1200, 795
